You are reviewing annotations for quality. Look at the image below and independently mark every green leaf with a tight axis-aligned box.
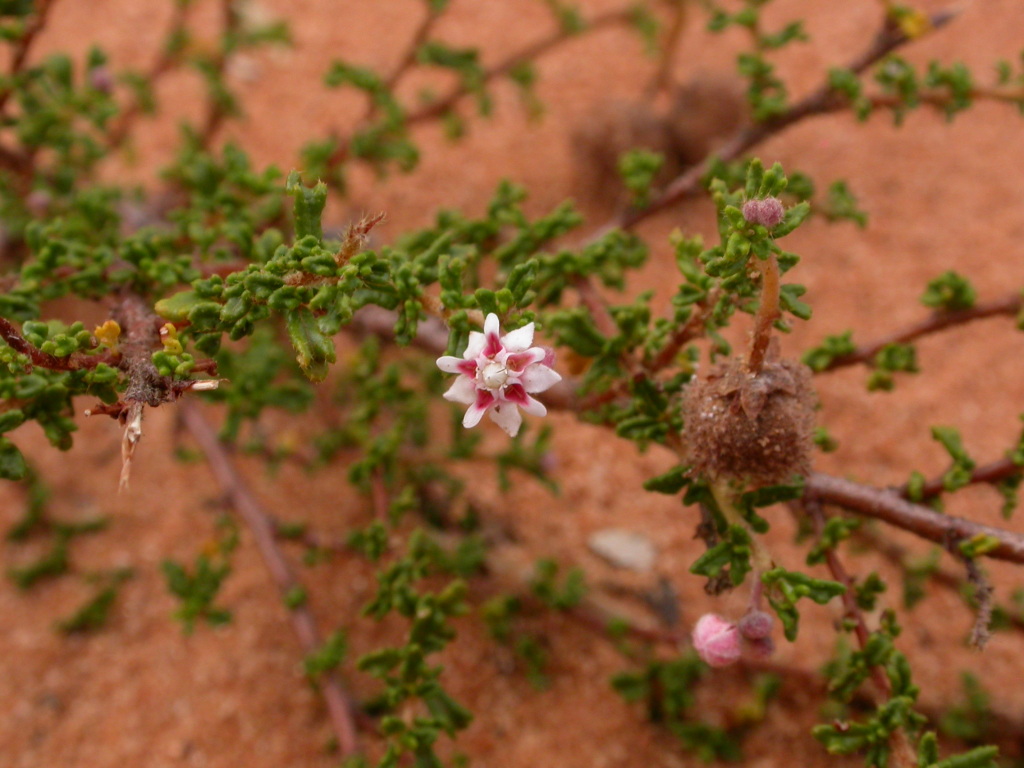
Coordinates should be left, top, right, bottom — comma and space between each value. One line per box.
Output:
643, 465, 691, 494
0, 438, 27, 480
286, 171, 327, 240
286, 307, 336, 382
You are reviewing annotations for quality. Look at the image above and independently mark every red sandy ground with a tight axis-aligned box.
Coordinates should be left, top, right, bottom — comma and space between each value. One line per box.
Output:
2, 1, 1024, 766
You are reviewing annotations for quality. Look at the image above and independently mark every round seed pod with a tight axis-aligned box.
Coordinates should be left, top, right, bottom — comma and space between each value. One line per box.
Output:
683, 357, 816, 487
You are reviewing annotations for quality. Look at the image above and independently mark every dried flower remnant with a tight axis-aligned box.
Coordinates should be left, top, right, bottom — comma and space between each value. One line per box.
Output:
683, 357, 816, 487
437, 313, 561, 437
692, 613, 741, 668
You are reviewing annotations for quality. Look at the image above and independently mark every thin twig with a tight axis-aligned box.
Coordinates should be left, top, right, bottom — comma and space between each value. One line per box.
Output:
0, 0, 58, 114
197, 0, 240, 149
805, 500, 891, 695
0, 316, 114, 371
604, 7, 959, 233
897, 456, 1023, 502
804, 498, 917, 768
806, 473, 1024, 565
856, 525, 1024, 637
106, 1, 193, 150
820, 293, 1023, 373
642, 0, 689, 99
381, 7, 441, 97
179, 400, 361, 759
404, 9, 632, 127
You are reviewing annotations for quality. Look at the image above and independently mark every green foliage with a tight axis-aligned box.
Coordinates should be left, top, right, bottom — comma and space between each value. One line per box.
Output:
806, 516, 861, 566
930, 426, 976, 492
822, 181, 868, 228
690, 523, 753, 588
57, 568, 134, 634
762, 568, 845, 641
868, 343, 919, 392
530, 558, 587, 610
304, 630, 348, 678
618, 148, 664, 207
921, 271, 977, 312
939, 673, 995, 745
0, 7, 1018, 768
162, 519, 238, 634
803, 330, 856, 372
611, 653, 766, 761
6, 477, 109, 591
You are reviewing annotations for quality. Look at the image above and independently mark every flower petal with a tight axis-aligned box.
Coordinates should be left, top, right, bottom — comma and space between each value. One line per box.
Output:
437, 355, 474, 375
482, 313, 503, 357
488, 402, 523, 437
501, 322, 534, 353
505, 348, 545, 372
464, 331, 486, 360
520, 394, 546, 417
443, 375, 477, 405
463, 390, 495, 428
503, 384, 546, 417
519, 363, 562, 393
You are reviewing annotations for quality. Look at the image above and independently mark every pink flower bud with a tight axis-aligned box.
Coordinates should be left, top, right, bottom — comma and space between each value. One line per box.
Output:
741, 196, 785, 228
738, 610, 773, 640
89, 66, 114, 94
692, 613, 741, 668
741, 199, 762, 224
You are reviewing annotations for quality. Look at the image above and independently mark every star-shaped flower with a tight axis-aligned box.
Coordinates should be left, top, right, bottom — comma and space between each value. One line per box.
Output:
436, 313, 561, 437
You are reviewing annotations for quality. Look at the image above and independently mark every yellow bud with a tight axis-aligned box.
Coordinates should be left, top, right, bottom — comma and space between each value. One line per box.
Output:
160, 323, 183, 355
93, 320, 121, 348
897, 8, 930, 39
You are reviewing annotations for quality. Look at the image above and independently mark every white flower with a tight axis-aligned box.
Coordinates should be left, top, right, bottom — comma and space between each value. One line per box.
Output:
436, 313, 561, 437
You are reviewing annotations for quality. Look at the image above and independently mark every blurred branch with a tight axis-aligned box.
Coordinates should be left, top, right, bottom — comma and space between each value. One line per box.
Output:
179, 400, 361, 759
404, 9, 633, 127
106, 1, 193, 149
0, 0, 58, 114
897, 456, 1022, 502
643, 0, 689, 98
806, 473, 1024, 565
820, 293, 1023, 373
610, 6, 959, 231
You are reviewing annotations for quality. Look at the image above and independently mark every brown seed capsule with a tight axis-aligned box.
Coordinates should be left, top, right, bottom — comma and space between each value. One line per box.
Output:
683, 357, 816, 487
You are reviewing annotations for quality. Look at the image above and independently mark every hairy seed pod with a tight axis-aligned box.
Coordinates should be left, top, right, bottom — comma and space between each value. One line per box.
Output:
683, 357, 816, 486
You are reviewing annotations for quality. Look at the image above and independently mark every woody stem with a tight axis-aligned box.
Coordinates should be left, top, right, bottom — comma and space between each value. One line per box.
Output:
747, 254, 781, 375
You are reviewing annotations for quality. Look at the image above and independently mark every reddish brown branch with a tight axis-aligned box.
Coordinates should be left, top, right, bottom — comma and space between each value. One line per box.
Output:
403, 9, 632, 127
197, 0, 240, 148
0, 316, 113, 371
610, 7, 958, 232
0, 0, 58, 114
820, 293, 1023, 373
643, 0, 688, 99
381, 7, 441, 96
326, 9, 633, 168
805, 498, 916, 768
897, 456, 1023, 502
806, 473, 1024, 564
746, 254, 780, 375
858, 525, 1024, 638
106, 1, 192, 150
805, 500, 891, 694
179, 401, 361, 759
